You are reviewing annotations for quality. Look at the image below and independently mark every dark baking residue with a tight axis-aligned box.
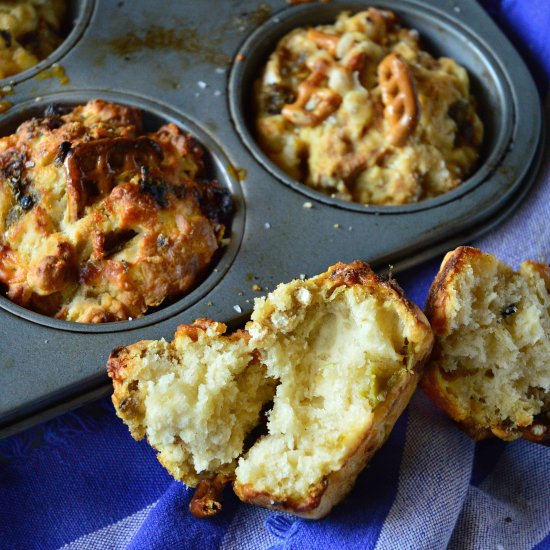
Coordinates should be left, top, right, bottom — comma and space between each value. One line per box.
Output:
2, 153, 37, 219
55, 141, 72, 166
107, 24, 231, 66
43, 104, 68, 131
138, 166, 168, 208
197, 180, 233, 227
0, 30, 12, 48
448, 100, 476, 147
231, 3, 272, 28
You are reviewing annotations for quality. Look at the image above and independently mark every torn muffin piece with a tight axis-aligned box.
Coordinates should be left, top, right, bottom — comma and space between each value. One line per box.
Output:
421, 247, 550, 442
108, 319, 276, 487
235, 261, 433, 517
108, 261, 433, 519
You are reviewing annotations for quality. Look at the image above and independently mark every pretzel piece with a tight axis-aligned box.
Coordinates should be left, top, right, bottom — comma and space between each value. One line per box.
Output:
307, 29, 339, 57
189, 475, 230, 518
378, 53, 420, 146
282, 59, 342, 127
364, 7, 398, 42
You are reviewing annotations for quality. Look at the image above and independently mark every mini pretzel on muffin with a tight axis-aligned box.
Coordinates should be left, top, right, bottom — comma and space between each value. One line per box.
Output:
254, 8, 483, 205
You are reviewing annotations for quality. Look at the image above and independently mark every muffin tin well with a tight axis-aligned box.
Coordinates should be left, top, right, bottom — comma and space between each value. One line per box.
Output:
0, 91, 244, 333
0, 0, 543, 437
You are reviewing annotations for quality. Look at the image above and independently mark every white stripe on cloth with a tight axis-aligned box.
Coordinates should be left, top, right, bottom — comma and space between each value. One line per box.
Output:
447, 441, 550, 550
374, 392, 475, 550
220, 503, 282, 550
58, 501, 157, 550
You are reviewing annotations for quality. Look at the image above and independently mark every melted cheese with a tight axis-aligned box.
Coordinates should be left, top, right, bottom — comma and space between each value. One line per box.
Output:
254, 10, 483, 205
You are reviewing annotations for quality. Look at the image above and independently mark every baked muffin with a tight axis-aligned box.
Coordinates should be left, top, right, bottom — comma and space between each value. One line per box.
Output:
254, 8, 483, 205
421, 247, 550, 442
0, 0, 67, 79
108, 261, 434, 518
0, 100, 231, 322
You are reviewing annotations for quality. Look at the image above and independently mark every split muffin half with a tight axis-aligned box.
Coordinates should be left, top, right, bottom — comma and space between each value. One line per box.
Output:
107, 261, 433, 518
422, 247, 550, 442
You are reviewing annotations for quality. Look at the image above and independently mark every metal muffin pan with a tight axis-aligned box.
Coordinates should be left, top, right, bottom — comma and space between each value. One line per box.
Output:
0, 0, 543, 437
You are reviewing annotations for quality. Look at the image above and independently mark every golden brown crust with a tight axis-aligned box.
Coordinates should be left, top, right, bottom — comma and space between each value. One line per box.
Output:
108, 262, 434, 519
424, 246, 483, 336
422, 247, 550, 443
0, 100, 232, 322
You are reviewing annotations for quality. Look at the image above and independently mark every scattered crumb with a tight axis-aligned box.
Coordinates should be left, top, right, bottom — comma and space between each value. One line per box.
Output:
197, 80, 207, 89
238, 291, 244, 296
252, 284, 262, 291
299, 274, 306, 280
207, 301, 213, 307
333, 223, 340, 229
303, 202, 313, 209
233, 304, 242, 313
214, 90, 222, 96
264, 222, 271, 229
453, 6, 461, 12
44, 339, 48, 344
215, 67, 226, 74
348, 226, 353, 231
531, 425, 546, 436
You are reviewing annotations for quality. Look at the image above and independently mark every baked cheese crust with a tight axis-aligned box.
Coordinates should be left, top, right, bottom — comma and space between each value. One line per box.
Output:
0, 100, 231, 322
254, 9, 483, 205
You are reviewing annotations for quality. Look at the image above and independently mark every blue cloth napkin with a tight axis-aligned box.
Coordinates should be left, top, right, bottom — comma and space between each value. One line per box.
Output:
1, 2, 550, 549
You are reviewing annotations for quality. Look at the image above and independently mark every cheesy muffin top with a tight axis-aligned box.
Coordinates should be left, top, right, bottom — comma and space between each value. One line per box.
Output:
0, 0, 67, 79
0, 100, 231, 323
254, 8, 483, 205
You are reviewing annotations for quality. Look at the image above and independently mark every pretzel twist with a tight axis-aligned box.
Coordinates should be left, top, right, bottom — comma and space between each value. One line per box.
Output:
378, 53, 420, 146
307, 29, 340, 57
282, 59, 342, 127
364, 7, 398, 42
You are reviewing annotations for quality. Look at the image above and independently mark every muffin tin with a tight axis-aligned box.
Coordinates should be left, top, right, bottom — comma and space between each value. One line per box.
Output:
0, 0, 543, 437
